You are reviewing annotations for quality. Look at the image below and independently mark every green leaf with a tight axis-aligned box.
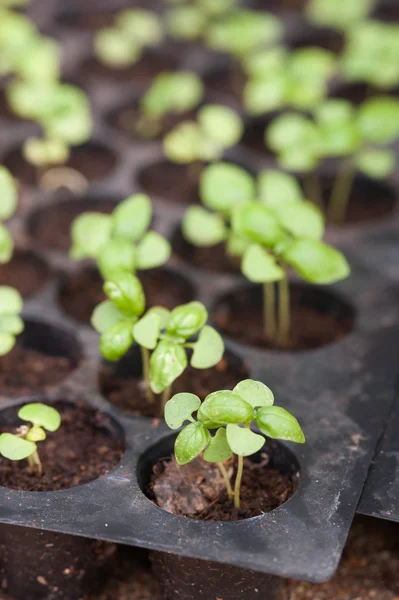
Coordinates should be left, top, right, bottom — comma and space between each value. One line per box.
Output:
163, 121, 203, 163
133, 312, 161, 350
357, 97, 399, 144
0, 333, 16, 356
166, 5, 206, 41
306, 0, 374, 31
243, 75, 286, 116
26, 425, 46, 442
191, 326, 224, 369
91, 300, 124, 334
174, 422, 211, 465
257, 169, 303, 208
356, 149, 396, 179
243, 46, 287, 79
150, 340, 188, 394
226, 232, 250, 257
0, 433, 36, 461
135, 231, 171, 270
147, 306, 170, 329
233, 379, 274, 408
116, 9, 163, 47
97, 239, 136, 280
289, 47, 336, 81
233, 204, 283, 248
203, 428, 233, 462
15, 36, 60, 83
198, 104, 243, 148
100, 320, 134, 362
199, 391, 253, 425
18, 403, 61, 432
242, 244, 284, 283
166, 301, 208, 339
23, 136, 69, 167
0, 224, 13, 263
267, 113, 321, 154
272, 201, 325, 240
94, 28, 140, 67
142, 71, 203, 116
112, 194, 152, 242
0, 315, 24, 335
164, 392, 201, 429
278, 149, 319, 173
182, 206, 227, 247
70, 213, 112, 259
226, 424, 265, 457
200, 163, 256, 214
256, 406, 305, 443
0, 167, 17, 221
0, 286, 23, 316
282, 239, 350, 284
104, 273, 145, 316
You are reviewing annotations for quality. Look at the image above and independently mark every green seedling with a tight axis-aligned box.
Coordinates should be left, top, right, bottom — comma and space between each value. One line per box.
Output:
91, 272, 224, 408
163, 104, 243, 166
0, 403, 61, 473
133, 71, 203, 139
183, 162, 350, 343
94, 9, 163, 68
0, 10, 37, 76
166, 0, 238, 42
165, 379, 305, 508
267, 96, 399, 222
243, 46, 337, 115
306, 0, 375, 33
71, 194, 171, 280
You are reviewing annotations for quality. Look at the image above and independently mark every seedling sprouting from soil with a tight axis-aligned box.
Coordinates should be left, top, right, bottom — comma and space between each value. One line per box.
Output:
91, 273, 224, 409
0, 403, 61, 474
71, 194, 171, 280
166, 0, 238, 42
94, 9, 163, 68
183, 162, 350, 344
165, 379, 305, 508
306, 0, 375, 34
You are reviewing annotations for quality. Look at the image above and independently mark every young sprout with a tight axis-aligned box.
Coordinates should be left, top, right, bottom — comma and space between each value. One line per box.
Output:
163, 104, 243, 167
71, 194, 171, 280
91, 273, 224, 409
166, 0, 238, 42
183, 162, 350, 343
0, 10, 36, 76
165, 379, 305, 509
134, 71, 203, 139
94, 9, 163, 68
306, 0, 375, 34
0, 403, 61, 474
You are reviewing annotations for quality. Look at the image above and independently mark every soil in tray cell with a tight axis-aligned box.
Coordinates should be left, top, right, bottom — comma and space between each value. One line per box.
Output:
0, 250, 49, 298
172, 227, 240, 274
138, 160, 201, 205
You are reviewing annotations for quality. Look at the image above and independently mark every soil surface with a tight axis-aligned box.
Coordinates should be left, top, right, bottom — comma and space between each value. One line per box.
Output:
138, 160, 201, 205
149, 453, 298, 521
254, 0, 307, 10
99, 354, 249, 417
29, 198, 116, 252
333, 83, 399, 107
2, 143, 117, 187
290, 28, 344, 53
172, 228, 240, 273
77, 53, 177, 85
203, 68, 246, 103
241, 114, 280, 157
0, 89, 19, 122
0, 345, 76, 397
0, 404, 124, 491
0, 250, 49, 298
59, 266, 196, 324
212, 284, 355, 350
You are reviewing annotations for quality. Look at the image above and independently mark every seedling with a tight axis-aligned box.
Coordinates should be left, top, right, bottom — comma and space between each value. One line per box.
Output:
183, 162, 350, 343
91, 272, 224, 408
0, 10, 37, 76
165, 379, 305, 508
306, 0, 375, 34
94, 9, 163, 68
0, 403, 61, 474
70, 194, 171, 280
163, 104, 243, 166
133, 71, 203, 139
166, 0, 238, 43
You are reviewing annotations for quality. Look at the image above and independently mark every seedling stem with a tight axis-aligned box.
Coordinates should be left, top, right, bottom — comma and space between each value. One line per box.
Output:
304, 171, 323, 209
328, 160, 356, 223
141, 346, 155, 404
217, 462, 234, 500
278, 275, 290, 346
27, 450, 42, 474
263, 282, 276, 340
161, 385, 172, 412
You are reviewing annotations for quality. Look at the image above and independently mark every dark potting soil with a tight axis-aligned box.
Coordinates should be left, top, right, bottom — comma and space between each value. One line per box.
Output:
138, 160, 201, 205
333, 83, 399, 107
0, 89, 19, 122
212, 284, 355, 350
149, 454, 297, 521
77, 53, 177, 85
59, 266, 196, 325
0, 345, 76, 397
57, 10, 119, 30
0, 404, 124, 491
0, 250, 49, 298
289, 28, 345, 54
99, 355, 249, 417
2, 143, 117, 187
241, 114, 278, 157
202, 69, 246, 103
172, 228, 240, 274
254, 0, 307, 11
29, 198, 116, 252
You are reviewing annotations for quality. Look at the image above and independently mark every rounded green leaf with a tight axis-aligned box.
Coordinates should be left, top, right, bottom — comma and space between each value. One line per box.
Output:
356, 149, 396, 179
16, 36, 60, 83
97, 239, 136, 280
166, 6, 206, 41
191, 326, 224, 369
182, 206, 227, 247
226, 424, 265, 457
112, 194, 152, 242
256, 406, 305, 443
23, 136, 70, 168
0, 315, 24, 335
116, 9, 163, 47
233, 379, 274, 408
150, 340, 188, 394
164, 392, 201, 429
91, 300, 124, 334
132, 312, 161, 350
166, 301, 208, 339
104, 273, 145, 316
147, 306, 170, 329
273, 201, 325, 240
26, 426, 46, 442
0, 224, 13, 264
0, 167, 17, 221
306, 0, 374, 31
0, 333, 16, 356
289, 47, 336, 81
267, 113, 321, 154
357, 97, 399, 145
244, 75, 286, 116
278, 149, 319, 173
0, 286, 23, 316
282, 239, 350, 284
199, 391, 253, 425
174, 422, 211, 465
203, 427, 233, 462
200, 163, 256, 214
94, 28, 140, 67
163, 122, 203, 163
233, 203, 283, 248
257, 170, 303, 208
100, 320, 134, 362
242, 244, 284, 283
135, 232, 171, 270
198, 104, 243, 148
70, 213, 112, 259
0, 433, 36, 461
18, 403, 61, 432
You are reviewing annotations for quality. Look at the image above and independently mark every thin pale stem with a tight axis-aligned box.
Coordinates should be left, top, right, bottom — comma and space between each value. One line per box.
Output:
141, 347, 155, 404
234, 454, 244, 509
278, 275, 290, 346
27, 450, 42, 474
218, 462, 233, 500
327, 161, 356, 224
263, 282, 276, 341
161, 385, 172, 413
304, 171, 323, 210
